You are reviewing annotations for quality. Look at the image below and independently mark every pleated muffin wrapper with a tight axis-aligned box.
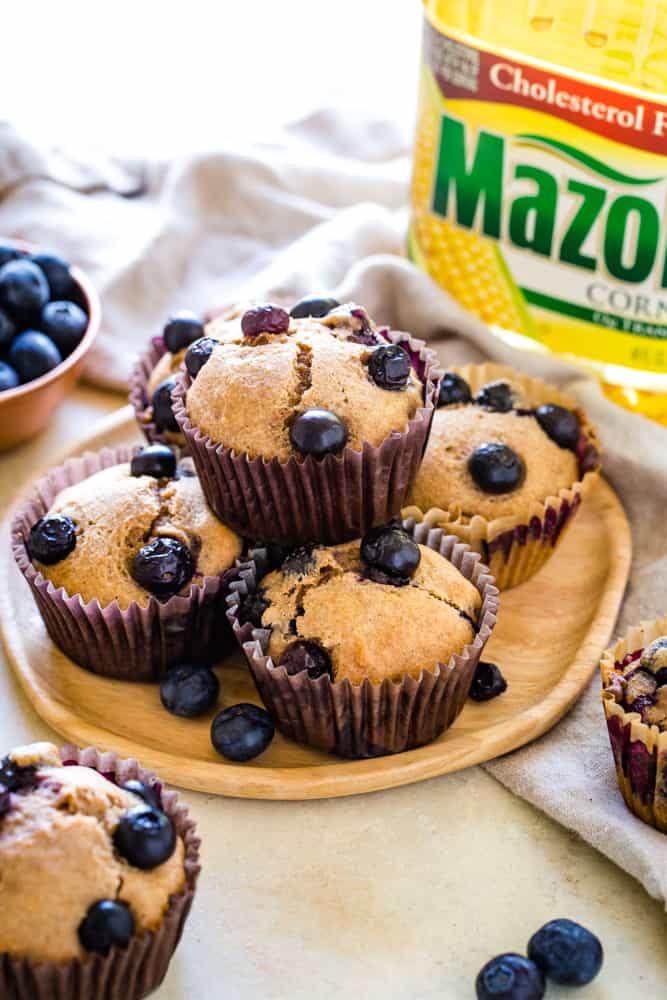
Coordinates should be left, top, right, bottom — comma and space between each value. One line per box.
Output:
128, 336, 187, 450
402, 362, 601, 591
171, 329, 441, 546
601, 614, 667, 833
226, 521, 499, 758
0, 744, 200, 1000
11, 445, 245, 682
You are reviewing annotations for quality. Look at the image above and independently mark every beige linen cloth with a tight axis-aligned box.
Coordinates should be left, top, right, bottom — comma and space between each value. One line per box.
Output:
2, 116, 667, 903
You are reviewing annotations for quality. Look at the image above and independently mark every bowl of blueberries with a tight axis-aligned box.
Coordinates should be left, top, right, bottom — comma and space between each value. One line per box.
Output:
0, 241, 101, 450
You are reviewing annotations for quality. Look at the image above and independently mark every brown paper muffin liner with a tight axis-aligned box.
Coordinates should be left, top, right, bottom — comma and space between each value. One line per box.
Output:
0, 744, 200, 1000
128, 337, 186, 450
601, 615, 667, 833
11, 445, 243, 682
172, 329, 441, 546
402, 362, 601, 590
226, 520, 499, 758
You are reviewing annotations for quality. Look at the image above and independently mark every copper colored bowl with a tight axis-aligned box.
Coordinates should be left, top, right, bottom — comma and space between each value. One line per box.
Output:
0, 257, 101, 451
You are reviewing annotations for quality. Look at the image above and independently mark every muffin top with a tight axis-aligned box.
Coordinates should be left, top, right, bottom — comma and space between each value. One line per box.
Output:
0, 742, 185, 963
606, 637, 667, 731
184, 302, 424, 462
409, 369, 590, 520
28, 447, 242, 609
237, 525, 481, 685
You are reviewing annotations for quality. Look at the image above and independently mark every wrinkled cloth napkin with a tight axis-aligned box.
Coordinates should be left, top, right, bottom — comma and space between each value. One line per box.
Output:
2, 115, 667, 906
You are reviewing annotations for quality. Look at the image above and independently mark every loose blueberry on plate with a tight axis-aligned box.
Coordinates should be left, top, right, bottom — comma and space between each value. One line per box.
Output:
528, 918, 603, 987
113, 804, 176, 869
151, 376, 180, 432
29, 253, 77, 301
535, 404, 580, 451
469, 442, 525, 494
163, 311, 204, 353
0, 755, 38, 792
131, 537, 194, 597
40, 300, 88, 356
475, 380, 515, 413
469, 661, 507, 702
28, 514, 77, 564
0, 360, 19, 392
241, 304, 290, 337
185, 336, 217, 378
0, 259, 50, 321
78, 899, 135, 955
160, 663, 220, 718
289, 295, 340, 319
236, 588, 269, 628
122, 779, 161, 810
211, 703, 275, 762
130, 443, 177, 479
438, 371, 472, 407
0, 245, 23, 268
0, 305, 17, 348
278, 640, 333, 680
9, 330, 62, 382
367, 344, 411, 391
289, 408, 348, 457
476, 953, 545, 1000
361, 524, 421, 582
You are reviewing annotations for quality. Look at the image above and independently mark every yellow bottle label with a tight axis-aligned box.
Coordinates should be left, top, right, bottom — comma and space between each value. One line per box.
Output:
410, 12, 667, 375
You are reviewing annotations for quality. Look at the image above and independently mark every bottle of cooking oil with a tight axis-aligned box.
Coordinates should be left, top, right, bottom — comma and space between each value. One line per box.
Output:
410, 0, 667, 423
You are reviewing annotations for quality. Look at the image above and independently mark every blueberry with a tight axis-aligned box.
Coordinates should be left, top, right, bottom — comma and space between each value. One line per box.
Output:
122, 779, 161, 810
367, 344, 411, 391
476, 954, 545, 999
0, 360, 19, 392
0, 783, 10, 819
361, 525, 421, 582
289, 408, 348, 458
40, 300, 88, 356
528, 919, 603, 987
469, 661, 507, 701
211, 703, 275, 762
29, 253, 77, 301
289, 295, 340, 319
160, 663, 220, 717
241, 304, 290, 337
9, 330, 62, 382
438, 371, 472, 407
28, 514, 77, 565
185, 336, 217, 378
0, 755, 38, 793
78, 899, 135, 955
130, 444, 177, 479
278, 640, 333, 680
475, 380, 515, 413
236, 588, 269, 628
535, 404, 580, 451
113, 804, 176, 869
163, 311, 204, 354
0, 246, 23, 268
151, 376, 180, 432
0, 306, 17, 348
131, 537, 194, 597
281, 545, 316, 576
0, 259, 49, 321
469, 443, 525, 494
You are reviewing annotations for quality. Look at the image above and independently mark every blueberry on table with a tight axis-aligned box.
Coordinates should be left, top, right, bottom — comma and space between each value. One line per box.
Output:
131, 537, 194, 597
468, 443, 525, 495
160, 663, 220, 718
289, 408, 348, 458
438, 371, 472, 407
9, 330, 62, 382
78, 899, 135, 955
535, 404, 580, 451
40, 300, 88, 356
0, 755, 38, 792
241, 304, 290, 337
289, 295, 340, 319
278, 640, 333, 680
0, 246, 23, 268
163, 311, 204, 354
130, 444, 177, 480
0, 305, 17, 348
469, 661, 507, 702
29, 252, 76, 301
0, 360, 19, 392
122, 779, 161, 810
28, 514, 77, 565
367, 344, 411, 391
113, 804, 176, 869
476, 953, 545, 999
151, 375, 180, 432
475, 380, 516, 413
211, 703, 275, 762
185, 336, 217, 378
528, 918, 603, 987
0, 259, 49, 321
361, 524, 421, 582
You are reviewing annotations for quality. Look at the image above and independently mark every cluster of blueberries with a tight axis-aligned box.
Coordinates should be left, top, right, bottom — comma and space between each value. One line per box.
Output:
0, 246, 88, 392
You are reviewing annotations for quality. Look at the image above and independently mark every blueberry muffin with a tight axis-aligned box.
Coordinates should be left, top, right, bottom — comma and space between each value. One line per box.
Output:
0, 742, 198, 1000
229, 522, 498, 757
405, 363, 600, 589
12, 445, 243, 680
173, 301, 439, 544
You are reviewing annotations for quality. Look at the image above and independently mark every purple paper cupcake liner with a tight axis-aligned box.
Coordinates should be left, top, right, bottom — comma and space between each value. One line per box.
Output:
172, 329, 441, 546
0, 744, 200, 1000
128, 337, 187, 449
226, 520, 499, 758
11, 446, 243, 682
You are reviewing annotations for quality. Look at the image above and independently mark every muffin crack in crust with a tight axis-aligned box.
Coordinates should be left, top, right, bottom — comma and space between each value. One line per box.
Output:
283, 342, 313, 431
407, 581, 478, 629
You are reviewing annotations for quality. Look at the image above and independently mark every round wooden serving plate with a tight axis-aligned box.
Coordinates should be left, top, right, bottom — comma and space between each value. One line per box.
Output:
0, 407, 631, 800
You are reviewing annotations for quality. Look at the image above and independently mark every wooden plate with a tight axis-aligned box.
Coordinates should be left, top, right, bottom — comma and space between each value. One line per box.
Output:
0, 407, 631, 800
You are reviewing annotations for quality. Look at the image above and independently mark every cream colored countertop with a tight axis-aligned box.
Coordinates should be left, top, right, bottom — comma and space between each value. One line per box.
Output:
1, 388, 665, 999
